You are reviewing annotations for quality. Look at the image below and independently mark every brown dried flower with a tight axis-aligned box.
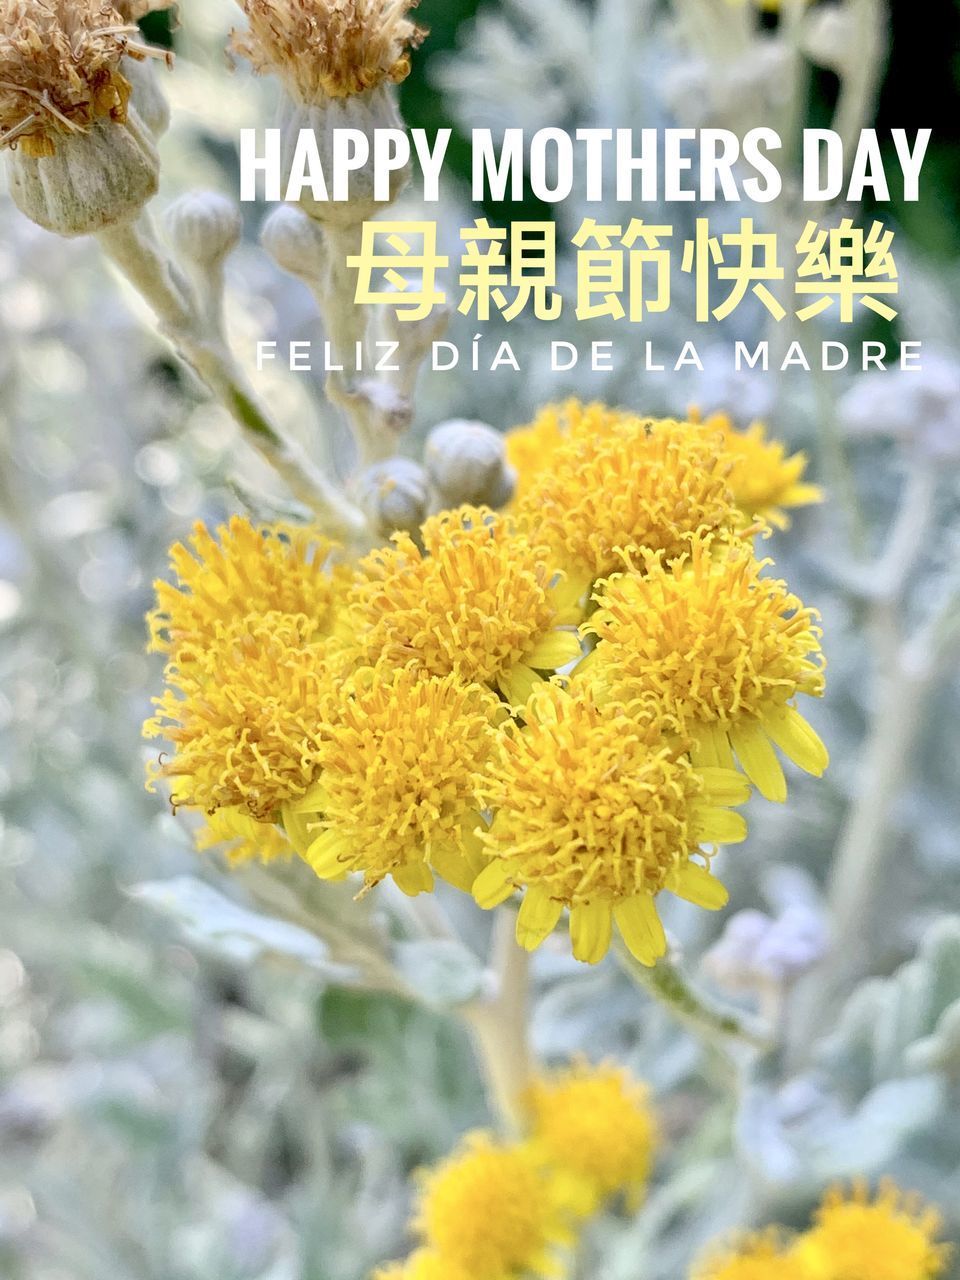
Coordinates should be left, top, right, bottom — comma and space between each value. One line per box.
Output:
0, 0, 160, 157
231, 0, 426, 103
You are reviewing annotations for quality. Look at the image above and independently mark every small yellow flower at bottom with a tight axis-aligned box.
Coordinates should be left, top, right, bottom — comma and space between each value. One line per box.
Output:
523, 1060, 658, 1215
473, 684, 750, 966
414, 1131, 573, 1280
372, 1250, 471, 1280
692, 1230, 809, 1280
790, 1180, 950, 1280
194, 808, 293, 866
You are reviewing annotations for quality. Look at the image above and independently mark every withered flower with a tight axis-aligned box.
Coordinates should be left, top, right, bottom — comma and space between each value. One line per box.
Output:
0, 0, 164, 234
231, 0, 425, 104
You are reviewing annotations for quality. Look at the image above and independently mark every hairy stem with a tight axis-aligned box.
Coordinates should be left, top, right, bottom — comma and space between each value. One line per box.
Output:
615, 942, 772, 1056
97, 214, 366, 538
461, 908, 532, 1135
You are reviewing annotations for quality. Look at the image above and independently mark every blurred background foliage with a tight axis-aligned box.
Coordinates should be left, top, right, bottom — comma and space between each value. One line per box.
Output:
1, 2, 960, 1279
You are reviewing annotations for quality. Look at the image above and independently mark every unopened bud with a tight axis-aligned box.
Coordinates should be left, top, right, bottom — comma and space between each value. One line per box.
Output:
165, 191, 242, 268
425, 420, 516, 510
356, 458, 430, 537
260, 204, 327, 282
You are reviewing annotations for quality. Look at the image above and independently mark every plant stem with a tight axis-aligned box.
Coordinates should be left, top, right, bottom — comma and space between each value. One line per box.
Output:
97, 214, 366, 539
461, 907, 532, 1135
614, 942, 772, 1056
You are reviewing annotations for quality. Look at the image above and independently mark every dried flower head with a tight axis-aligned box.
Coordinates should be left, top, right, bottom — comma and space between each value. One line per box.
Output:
413, 1132, 571, 1280
473, 684, 750, 966
231, 0, 426, 102
0, 0, 156, 157
581, 534, 827, 802
524, 1061, 658, 1215
791, 1181, 950, 1280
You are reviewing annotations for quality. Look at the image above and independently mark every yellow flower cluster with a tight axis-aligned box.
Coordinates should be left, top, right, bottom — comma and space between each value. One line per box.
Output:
145, 402, 828, 966
694, 1181, 950, 1280
373, 1060, 658, 1280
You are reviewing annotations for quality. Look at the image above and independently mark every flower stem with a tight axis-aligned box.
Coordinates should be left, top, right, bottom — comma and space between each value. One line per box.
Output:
614, 942, 772, 1056
461, 907, 532, 1135
96, 214, 366, 539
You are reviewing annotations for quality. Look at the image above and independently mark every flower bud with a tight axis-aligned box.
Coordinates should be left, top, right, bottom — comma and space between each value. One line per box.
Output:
260, 204, 328, 282
356, 458, 430, 537
425, 420, 516, 510
165, 191, 243, 268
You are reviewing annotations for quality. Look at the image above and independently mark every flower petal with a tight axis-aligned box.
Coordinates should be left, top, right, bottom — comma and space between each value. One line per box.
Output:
497, 663, 542, 709
691, 806, 748, 845
524, 630, 583, 671
472, 858, 517, 908
282, 806, 319, 857
696, 766, 752, 806
691, 721, 736, 771
392, 861, 435, 897
668, 862, 729, 910
729, 718, 787, 803
516, 887, 564, 951
614, 895, 666, 967
569, 901, 613, 964
305, 829, 352, 879
761, 704, 829, 776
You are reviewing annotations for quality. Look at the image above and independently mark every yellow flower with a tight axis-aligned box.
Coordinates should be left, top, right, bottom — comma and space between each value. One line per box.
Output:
145, 610, 329, 820
285, 665, 500, 897
0, 0, 148, 157
148, 516, 344, 661
372, 1251, 470, 1280
524, 1060, 658, 1214
505, 400, 626, 502
473, 684, 750, 966
581, 534, 827, 803
514, 413, 738, 583
194, 808, 293, 865
691, 411, 823, 529
231, 0, 426, 103
343, 506, 583, 707
791, 1181, 950, 1280
692, 1230, 810, 1280
414, 1131, 571, 1280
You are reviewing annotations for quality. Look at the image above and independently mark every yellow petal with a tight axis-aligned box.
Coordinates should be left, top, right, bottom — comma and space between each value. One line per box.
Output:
668, 862, 729, 910
516, 887, 564, 951
472, 858, 517, 908
305, 829, 352, 879
691, 806, 748, 845
691, 721, 736, 770
761, 704, 829, 776
392, 861, 435, 897
282, 806, 319, 858
569, 901, 613, 964
614, 895, 666, 967
497, 663, 542, 708
782, 482, 824, 508
284, 781, 327, 814
549, 571, 591, 622
696, 766, 752, 806
524, 629, 583, 671
729, 718, 787, 803
430, 846, 476, 893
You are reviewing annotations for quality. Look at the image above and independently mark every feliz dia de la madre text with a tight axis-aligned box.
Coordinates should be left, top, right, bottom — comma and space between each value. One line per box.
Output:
240, 127, 932, 207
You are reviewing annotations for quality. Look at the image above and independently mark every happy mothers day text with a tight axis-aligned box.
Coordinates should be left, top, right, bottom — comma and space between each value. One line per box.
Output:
239, 127, 932, 207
